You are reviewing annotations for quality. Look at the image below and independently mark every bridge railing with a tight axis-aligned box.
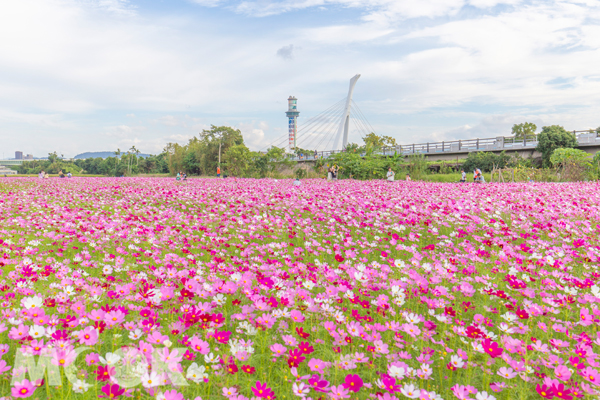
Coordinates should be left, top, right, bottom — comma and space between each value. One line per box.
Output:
289, 130, 600, 161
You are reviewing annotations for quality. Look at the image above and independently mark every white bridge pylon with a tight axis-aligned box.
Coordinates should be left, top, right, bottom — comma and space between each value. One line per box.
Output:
265, 74, 374, 153
333, 74, 361, 151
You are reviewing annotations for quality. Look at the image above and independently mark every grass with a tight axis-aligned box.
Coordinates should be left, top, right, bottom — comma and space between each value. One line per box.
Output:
422, 172, 489, 183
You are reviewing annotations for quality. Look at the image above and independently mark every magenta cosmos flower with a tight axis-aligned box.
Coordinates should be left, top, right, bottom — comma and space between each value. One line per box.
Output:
251, 381, 276, 399
343, 374, 363, 392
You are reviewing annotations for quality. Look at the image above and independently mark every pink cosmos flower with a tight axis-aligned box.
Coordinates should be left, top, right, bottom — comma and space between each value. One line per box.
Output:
190, 337, 210, 354
270, 343, 287, 358
497, 367, 517, 379
308, 358, 328, 373
162, 389, 185, 400
79, 326, 99, 345
12, 379, 36, 398
0, 359, 12, 375
329, 385, 350, 399
555, 365, 572, 381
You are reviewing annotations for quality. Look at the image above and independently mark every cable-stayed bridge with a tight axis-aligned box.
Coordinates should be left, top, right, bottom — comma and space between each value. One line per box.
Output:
261, 74, 600, 162
263, 74, 376, 154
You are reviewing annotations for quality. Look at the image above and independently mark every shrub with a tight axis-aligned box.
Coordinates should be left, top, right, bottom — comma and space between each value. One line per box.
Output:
536, 125, 577, 167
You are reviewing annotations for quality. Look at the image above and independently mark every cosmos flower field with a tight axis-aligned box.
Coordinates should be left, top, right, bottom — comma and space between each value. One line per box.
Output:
1, 178, 600, 400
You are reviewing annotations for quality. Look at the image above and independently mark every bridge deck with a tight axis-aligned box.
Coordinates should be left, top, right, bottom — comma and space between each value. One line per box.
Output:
291, 130, 600, 161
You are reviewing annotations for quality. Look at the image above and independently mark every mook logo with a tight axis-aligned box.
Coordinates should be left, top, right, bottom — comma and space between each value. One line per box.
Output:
11, 345, 193, 393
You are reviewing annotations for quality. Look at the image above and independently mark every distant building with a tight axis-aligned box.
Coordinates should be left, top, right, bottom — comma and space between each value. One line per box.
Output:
0, 165, 17, 175
26, 154, 33, 160
15, 151, 23, 160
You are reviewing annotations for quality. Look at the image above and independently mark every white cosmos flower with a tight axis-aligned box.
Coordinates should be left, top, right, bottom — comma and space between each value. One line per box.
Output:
21, 296, 43, 309
29, 325, 45, 338
128, 329, 143, 340
141, 371, 161, 388
72, 379, 91, 393
99, 353, 121, 366
389, 365, 406, 379
186, 363, 208, 383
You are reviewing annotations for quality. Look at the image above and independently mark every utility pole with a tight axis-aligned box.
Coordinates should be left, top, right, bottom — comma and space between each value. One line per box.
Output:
218, 141, 222, 166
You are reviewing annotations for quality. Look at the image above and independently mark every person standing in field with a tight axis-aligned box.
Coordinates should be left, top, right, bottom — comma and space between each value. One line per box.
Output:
386, 167, 395, 182
327, 167, 332, 181
406, 174, 412, 181
176, 171, 181, 181
460, 169, 466, 183
217, 166, 221, 178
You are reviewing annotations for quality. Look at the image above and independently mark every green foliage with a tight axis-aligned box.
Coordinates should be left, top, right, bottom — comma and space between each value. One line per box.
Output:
17, 154, 83, 175
222, 144, 251, 177
462, 151, 511, 173
406, 154, 426, 180
362, 133, 396, 150
511, 122, 537, 140
293, 147, 313, 156
344, 143, 363, 154
294, 167, 308, 179
325, 150, 406, 180
536, 125, 577, 167
550, 148, 590, 168
72, 153, 168, 175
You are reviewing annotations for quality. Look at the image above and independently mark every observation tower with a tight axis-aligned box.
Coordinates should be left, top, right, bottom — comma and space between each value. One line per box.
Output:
286, 96, 300, 151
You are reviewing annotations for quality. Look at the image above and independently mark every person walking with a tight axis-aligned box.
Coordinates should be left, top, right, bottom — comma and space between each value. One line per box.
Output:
460, 169, 466, 183
386, 167, 395, 182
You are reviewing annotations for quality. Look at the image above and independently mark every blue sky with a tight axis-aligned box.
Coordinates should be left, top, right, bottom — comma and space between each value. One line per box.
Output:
1, 0, 599, 158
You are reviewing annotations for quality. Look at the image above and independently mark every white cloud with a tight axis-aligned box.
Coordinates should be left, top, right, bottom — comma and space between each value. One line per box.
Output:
1, 0, 600, 157
238, 121, 269, 149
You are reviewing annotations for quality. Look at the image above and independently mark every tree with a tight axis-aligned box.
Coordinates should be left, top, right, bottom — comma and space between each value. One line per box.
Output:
511, 122, 537, 140
462, 151, 511, 173
536, 125, 577, 167
196, 126, 244, 175
222, 144, 250, 177
164, 143, 186, 174
48, 152, 59, 163
265, 146, 293, 176
551, 148, 591, 182
363, 133, 396, 149
550, 148, 590, 168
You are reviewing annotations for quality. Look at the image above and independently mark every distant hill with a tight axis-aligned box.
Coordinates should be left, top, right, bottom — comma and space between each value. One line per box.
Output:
74, 152, 152, 159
